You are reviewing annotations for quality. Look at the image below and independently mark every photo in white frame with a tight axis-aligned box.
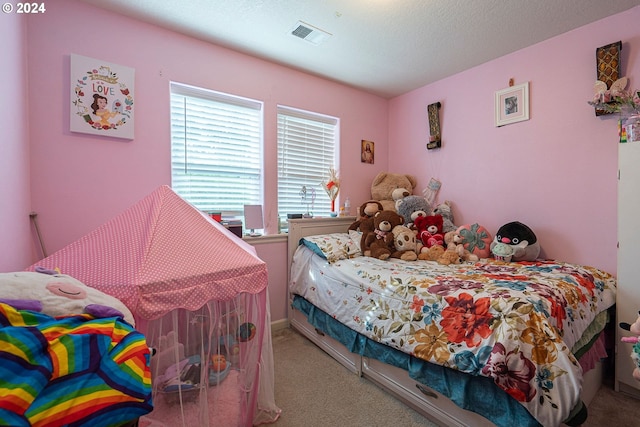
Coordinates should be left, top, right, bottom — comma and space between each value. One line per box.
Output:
495, 82, 529, 127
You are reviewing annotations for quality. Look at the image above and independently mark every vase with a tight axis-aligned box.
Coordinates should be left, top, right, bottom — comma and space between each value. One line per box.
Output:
331, 199, 335, 213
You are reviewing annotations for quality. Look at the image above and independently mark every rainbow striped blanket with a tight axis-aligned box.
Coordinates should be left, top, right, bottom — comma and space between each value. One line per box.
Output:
0, 303, 152, 427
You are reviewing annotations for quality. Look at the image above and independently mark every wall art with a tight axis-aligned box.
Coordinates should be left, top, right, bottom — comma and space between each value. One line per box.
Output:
361, 140, 374, 164
594, 41, 622, 117
427, 101, 442, 149
495, 82, 529, 127
70, 54, 135, 139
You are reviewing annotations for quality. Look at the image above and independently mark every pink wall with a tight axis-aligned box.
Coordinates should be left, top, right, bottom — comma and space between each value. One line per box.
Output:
389, 7, 640, 275
0, 13, 31, 271
25, 0, 388, 259
4, 1, 638, 322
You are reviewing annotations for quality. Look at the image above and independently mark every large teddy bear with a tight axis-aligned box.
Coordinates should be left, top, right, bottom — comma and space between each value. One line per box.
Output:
0, 269, 135, 325
370, 172, 417, 212
363, 210, 405, 260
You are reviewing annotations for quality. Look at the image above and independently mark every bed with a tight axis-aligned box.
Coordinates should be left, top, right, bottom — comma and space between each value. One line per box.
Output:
286, 217, 616, 427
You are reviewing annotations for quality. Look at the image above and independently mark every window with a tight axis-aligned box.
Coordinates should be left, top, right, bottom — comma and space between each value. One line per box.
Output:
170, 82, 263, 217
277, 106, 339, 219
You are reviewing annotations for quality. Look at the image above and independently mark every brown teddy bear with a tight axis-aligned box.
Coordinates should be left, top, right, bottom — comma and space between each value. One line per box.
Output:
370, 172, 417, 212
349, 200, 384, 250
363, 210, 405, 260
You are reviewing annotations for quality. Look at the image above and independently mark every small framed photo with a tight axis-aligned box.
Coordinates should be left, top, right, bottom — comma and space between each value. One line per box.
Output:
495, 82, 529, 127
361, 140, 374, 164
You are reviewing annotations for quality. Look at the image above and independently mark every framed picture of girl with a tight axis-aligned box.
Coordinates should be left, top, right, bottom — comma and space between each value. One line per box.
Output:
70, 54, 135, 139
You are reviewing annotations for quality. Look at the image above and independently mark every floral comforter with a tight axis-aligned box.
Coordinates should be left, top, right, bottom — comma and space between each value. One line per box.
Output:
290, 237, 616, 427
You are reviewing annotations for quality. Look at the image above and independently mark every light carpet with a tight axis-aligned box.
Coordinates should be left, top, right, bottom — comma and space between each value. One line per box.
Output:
271, 327, 640, 427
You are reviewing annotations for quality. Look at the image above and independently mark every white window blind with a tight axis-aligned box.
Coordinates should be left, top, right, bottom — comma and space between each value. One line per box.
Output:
170, 82, 263, 217
277, 106, 338, 219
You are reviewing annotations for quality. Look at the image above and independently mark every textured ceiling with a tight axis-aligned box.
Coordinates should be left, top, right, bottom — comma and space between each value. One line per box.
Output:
79, 0, 640, 98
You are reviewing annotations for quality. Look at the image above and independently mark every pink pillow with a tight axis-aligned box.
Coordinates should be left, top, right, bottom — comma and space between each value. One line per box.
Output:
456, 224, 493, 259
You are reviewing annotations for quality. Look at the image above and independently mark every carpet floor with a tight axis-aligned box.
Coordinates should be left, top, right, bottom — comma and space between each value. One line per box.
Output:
271, 327, 640, 427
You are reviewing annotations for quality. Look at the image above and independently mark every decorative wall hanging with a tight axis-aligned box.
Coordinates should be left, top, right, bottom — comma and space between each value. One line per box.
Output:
587, 41, 640, 120
426, 102, 442, 149
361, 140, 374, 164
495, 81, 529, 127
591, 41, 622, 116
70, 54, 135, 139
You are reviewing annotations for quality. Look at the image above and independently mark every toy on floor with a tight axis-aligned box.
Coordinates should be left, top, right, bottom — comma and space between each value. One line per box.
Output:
620, 311, 640, 381
152, 322, 258, 399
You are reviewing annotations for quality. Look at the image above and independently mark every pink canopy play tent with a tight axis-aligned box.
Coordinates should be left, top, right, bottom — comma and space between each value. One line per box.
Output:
30, 185, 281, 426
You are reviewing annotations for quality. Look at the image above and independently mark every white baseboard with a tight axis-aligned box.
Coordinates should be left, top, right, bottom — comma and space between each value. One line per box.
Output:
271, 318, 289, 334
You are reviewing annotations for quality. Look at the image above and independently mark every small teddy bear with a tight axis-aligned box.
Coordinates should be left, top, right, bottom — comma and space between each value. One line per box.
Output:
432, 201, 457, 233
390, 225, 418, 261
415, 214, 444, 248
363, 210, 405, 260
444, 230, 479, 262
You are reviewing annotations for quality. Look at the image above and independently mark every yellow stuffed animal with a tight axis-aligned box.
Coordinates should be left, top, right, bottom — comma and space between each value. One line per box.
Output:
437, 248, 462, 265
418, 244, 445, 261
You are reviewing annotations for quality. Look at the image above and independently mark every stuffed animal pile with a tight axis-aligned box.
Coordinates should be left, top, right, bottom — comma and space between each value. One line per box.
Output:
356, 173, 545, 265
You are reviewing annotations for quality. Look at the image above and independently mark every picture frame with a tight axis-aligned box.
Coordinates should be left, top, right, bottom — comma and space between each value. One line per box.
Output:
70, 54, 135, 139
361, 140, 374, 164
494, 82, 529, 127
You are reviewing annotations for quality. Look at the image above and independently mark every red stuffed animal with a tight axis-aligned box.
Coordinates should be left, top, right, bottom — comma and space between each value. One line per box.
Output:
414, 214, 444, 248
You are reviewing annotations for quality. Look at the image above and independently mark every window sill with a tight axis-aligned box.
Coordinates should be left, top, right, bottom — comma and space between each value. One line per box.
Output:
242, 233, 287, 245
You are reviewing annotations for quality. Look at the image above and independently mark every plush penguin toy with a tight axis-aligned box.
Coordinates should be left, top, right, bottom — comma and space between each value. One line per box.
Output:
490, 221, 540, 262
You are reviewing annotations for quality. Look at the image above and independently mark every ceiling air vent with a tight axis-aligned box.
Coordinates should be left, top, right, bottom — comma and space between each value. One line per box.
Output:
290, 21, 332, 46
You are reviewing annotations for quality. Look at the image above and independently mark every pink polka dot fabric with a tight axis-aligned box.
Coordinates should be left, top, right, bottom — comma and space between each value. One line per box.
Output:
29, 185, 268, 320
